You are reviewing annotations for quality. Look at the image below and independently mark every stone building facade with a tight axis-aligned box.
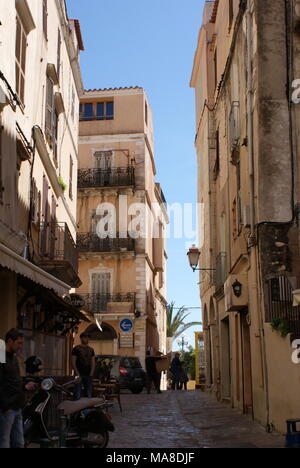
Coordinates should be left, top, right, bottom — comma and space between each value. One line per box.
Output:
75, 87, 168, 380
0, 0, 86, 374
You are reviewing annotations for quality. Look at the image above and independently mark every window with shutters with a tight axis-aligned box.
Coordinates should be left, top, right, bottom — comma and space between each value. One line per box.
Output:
71, 87, 75, 122
31, 178, 41, 225
0, 117, 3, 203
15, 15, 27, 105
91, 272, 112, 313
57, 29, 61, 82
53, 111, 58, 165
45, 76, 54, 142
69, 156, 73, 200
229, 0, 234, 31
94, 151, 112, 170
43, 0, 48, 40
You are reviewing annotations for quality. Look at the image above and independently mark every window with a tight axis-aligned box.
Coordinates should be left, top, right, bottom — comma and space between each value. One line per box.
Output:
94, 151, 112, 170
79, 101, 114, 121
57, 29, 61, 82
53, 111, 59, 164
0, 117, 3, 202
43, 0, 48, 40
69, 156, 73, 200
145, 102, 148, 126
71, 87, 75, 121
214, 48, 218, 92
229, 0, 234, 31
31, 178, 41, 225
15, 15, 27, 104
213, 128, 220, 180
45, 76, 54, 140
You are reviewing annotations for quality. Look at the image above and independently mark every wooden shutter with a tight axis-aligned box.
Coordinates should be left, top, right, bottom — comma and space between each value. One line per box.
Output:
43, 0, 48, 40
45, 76, 54, 141
57, 29, 61, 81
15, 16, 27, 104
0, 117, 3, 202
69, 155, 73, 200
91, 273, 111, 295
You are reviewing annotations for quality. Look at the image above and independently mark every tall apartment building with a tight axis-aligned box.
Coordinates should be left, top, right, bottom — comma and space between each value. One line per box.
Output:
75, 87, 168, 376
0, 0, 86, 374
191, 0, 300, 432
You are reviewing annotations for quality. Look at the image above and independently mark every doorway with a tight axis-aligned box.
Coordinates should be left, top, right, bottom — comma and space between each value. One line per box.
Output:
240, 309, 253, 415
221, 317, 231, 399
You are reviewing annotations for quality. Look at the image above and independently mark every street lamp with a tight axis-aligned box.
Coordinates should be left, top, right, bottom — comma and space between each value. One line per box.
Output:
177, 335, 189, 353
187, 245, 216, 273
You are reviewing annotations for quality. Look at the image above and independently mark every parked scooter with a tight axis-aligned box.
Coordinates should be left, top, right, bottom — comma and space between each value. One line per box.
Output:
23, 357, 115, 448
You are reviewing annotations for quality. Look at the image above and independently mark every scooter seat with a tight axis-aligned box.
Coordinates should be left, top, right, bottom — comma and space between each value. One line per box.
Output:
58, 398, 104, 416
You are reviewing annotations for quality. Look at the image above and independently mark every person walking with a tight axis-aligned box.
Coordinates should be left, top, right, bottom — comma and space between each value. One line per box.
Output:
72, 332, 96, 400
179, 364, 189, 391
0, 329, 36, 449
145, 351, 163, 394
170, 352, 182, 390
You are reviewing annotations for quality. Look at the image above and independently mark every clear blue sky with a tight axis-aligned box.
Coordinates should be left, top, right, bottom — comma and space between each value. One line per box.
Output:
67, 0, 205, 349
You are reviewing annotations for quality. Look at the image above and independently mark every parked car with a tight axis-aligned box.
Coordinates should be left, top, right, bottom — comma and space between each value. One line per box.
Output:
95, 356, 146, 394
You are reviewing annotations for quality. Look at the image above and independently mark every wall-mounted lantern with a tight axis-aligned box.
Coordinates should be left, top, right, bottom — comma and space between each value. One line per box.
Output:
232, 279, 242, 298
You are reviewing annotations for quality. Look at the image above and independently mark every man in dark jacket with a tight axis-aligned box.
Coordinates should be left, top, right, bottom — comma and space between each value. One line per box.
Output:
170, 353, 183, 390
145, 351, 163, 394
0, 329, 36, 448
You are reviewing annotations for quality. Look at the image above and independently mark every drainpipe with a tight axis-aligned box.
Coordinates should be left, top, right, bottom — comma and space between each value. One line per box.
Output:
246, 0, 270, 429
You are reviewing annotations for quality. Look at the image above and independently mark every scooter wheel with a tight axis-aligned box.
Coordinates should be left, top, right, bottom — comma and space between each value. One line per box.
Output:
82, 431, 109, 449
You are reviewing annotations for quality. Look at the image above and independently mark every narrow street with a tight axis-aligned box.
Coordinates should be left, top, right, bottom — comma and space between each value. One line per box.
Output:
109, 390, 284, 449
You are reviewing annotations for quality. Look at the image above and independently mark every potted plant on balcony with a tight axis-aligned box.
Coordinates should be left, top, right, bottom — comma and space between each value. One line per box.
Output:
58, 176, 67, 192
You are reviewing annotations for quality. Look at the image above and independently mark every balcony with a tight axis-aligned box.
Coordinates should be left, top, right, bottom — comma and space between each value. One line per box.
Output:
38, 222, 81, 288
80, 293, 136, 316
215, 252, 227, 290
77, 233, 135, 254
266, 275, 300, 339
78, 167, 135, 189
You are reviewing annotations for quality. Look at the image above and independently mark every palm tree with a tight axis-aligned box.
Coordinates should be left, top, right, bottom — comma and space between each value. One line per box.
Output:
166, 302, 202, 352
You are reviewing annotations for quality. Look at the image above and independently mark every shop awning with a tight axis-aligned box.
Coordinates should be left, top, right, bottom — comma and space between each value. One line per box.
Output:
0, 242, 70, 297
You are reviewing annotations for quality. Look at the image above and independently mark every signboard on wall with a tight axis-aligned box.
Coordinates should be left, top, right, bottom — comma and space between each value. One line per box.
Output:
120, 318, 134, 333
119, 333, 134, 349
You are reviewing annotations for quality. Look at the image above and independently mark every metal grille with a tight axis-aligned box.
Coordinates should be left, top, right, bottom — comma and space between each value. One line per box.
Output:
77, 233, 135, 253
78, 167, 135, 189
81, 293, 136, 315
266, 276, 300, 338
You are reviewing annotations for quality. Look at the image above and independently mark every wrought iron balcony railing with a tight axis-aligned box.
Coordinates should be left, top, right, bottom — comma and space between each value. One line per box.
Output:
215, 252, 227, 290
80, 293, 136, 315
77, 233, 135, 253
38, 222, 79, 286
78, 167, 135, 189
266, 275, 300, 338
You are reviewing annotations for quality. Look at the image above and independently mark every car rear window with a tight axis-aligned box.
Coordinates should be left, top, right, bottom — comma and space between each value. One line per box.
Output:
121, 358, 142, 369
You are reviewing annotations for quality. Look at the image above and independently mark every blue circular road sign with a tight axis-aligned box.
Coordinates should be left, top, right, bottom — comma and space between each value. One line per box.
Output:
120, 319, 134, 333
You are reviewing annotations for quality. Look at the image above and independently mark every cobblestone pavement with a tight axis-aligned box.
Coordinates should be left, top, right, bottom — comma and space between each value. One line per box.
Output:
109, 390, 284, 449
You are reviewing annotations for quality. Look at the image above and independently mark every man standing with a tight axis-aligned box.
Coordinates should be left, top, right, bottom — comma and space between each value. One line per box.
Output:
0, 329, 36, 449
145, 351, 163, 394
72, 333, 96, 400
170, 352, 183, 390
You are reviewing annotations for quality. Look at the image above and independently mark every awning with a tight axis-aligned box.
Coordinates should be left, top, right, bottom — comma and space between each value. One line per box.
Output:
293, 290, 300, 307
0, 242, 70, 297
45, 289, 90, 323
